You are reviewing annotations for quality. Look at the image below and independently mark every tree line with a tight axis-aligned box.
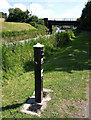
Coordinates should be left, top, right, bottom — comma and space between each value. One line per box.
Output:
79, 1, 91, 31
5, 8, 44, 27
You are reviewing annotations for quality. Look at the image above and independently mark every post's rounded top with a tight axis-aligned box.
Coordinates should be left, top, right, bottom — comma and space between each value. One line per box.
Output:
33, 43, 44, 48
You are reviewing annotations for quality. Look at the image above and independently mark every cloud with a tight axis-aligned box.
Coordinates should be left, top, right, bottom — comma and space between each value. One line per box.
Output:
29, 3, 53, 18
48, 4, 55, 7
0, 0, 27, 13
0, 0, 11, 12
7, 0, 88, 3
55, 4, 85, 18
13, 3, 27, 11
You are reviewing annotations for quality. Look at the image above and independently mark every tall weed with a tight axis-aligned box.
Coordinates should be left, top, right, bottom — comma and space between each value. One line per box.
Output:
2, 30, 74, 83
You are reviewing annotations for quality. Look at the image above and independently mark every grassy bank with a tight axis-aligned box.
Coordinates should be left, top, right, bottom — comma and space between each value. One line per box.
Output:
2, 31, 89, 118
1, 22, 48, 43
2, 22, 36, 32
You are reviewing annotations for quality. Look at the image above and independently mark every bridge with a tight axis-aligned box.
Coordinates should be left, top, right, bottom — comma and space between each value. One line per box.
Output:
43, 18, 80, 34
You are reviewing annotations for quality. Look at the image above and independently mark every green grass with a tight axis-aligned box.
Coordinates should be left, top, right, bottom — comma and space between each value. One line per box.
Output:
1, 22, 48, 43
2, 22, 36, 32
2, 31, 89, 118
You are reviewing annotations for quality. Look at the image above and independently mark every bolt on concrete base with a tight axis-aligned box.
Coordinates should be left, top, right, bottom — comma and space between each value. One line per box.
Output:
20, 88, 53, 117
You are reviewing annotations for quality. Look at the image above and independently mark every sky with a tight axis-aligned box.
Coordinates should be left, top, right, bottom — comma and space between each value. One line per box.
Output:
0, 0, 88, 19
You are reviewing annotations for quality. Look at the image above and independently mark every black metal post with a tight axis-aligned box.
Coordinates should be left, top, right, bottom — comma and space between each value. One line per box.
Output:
33, 43, 44, 103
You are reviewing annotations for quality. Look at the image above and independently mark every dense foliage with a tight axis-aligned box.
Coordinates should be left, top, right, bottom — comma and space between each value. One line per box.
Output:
6, 8, 30, 22
55, 31, 75, 46
6, 8, 44, 26
2, 31, 74, 83
55, 32, 70, 46
29, 16, 44, 27
80, 1, 91, 31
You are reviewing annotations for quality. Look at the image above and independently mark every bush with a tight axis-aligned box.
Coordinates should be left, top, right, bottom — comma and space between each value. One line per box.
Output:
68, 30, 75, 39
29, 22, 38, 28
29, 22, 48, 35
55, 32, 70, 46
37, 19, 44, 25
28, 15, 38, 23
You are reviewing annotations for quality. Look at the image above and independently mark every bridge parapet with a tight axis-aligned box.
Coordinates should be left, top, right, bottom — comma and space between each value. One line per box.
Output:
48, 18, 77, 21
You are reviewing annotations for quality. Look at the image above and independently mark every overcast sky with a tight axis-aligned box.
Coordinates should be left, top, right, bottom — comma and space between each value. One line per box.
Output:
0, 0, 88, 19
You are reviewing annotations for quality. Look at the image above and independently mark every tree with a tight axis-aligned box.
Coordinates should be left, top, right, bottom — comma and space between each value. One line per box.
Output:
21, 10, 30, 22
28, 15, 38, 23
38, 19, 44, 25
28, 16, 44, 27
6, 8, 30, 22
0, 12, 6, 18
80, 1, 91, 31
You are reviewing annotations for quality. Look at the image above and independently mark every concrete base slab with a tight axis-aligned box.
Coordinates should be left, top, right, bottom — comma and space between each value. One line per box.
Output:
20, 88, 53, 117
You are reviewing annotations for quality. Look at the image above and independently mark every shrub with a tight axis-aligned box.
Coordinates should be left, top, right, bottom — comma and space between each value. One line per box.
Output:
38, 19, 44, 25
29, 22, 38, 28
68, 30, 75, 39
55, 32, 70, 47
29, 23, 48, 35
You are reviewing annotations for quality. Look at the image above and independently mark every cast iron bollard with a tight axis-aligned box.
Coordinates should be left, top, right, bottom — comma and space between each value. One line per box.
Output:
33, 43, 44, 103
